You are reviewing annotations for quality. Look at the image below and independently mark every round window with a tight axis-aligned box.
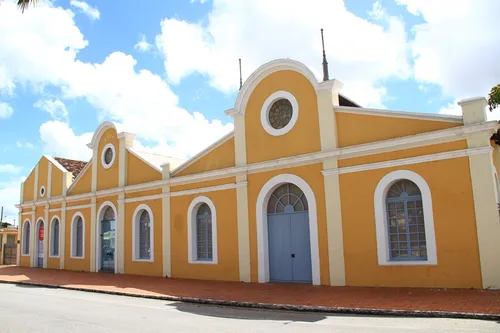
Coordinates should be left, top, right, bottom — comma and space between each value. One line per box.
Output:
104, 147, 113, 164
268, 99, 293, 130
39, 186, 46, 197
101, 143, 116, 169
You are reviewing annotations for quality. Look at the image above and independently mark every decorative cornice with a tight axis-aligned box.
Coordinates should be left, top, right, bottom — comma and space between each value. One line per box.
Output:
335, 106, 464, 123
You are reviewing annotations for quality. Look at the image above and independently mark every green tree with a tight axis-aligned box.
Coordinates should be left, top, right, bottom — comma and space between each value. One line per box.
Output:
488, 84, 500, 112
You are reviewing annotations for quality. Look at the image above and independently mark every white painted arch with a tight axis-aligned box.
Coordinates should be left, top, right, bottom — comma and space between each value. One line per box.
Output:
22, 219, 31, 256
49, 215, 61, 258
374, 170, 437, 266
96, 201, 118, 273
256, 173, 321, 285
234, 59, 319, 116
132, 204, 155, 262
34, 218, 45, 267
70, 212, 86, 259
187, 196, 218, 265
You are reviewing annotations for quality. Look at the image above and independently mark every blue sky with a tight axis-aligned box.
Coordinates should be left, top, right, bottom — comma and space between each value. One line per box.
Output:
0, 0, 499, 222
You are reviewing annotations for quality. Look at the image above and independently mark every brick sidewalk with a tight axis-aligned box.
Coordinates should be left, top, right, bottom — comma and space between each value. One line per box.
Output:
1, 266, 499, 319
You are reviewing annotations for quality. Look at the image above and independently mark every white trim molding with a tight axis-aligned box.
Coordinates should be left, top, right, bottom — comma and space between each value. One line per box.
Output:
21, 219, 31, 256
132, 204, 155, 262
49, 216, 61, 258
70, 212, 86, 259
256, 174, 321, 285
96, 201, 118, 273
260, 90, 299, 136
374, 170, 437, 266
187, 196, 218, 265
101, 143, 116, 169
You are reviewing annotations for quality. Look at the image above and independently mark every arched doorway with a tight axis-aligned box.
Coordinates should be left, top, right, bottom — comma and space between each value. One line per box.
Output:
36, 220, 44, 268
256, 174, 320, 285
267, 183, 312, 283
99, 206, 116, 272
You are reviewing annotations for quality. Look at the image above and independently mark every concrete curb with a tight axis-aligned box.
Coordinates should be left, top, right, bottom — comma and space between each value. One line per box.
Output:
2, 280, 499, 321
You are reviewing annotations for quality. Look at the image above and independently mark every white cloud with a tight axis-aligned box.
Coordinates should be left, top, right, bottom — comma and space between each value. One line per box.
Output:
0, 164, 22, 174
70, 0, 100, 20
39, 120, 93, 161
0, 176, 25, 222
134, 34, 153, 53
16, 141, 35, 149
397, 0, 500, 100
0, 102, 13, 119
155, 0, 410, 108
34, 98, 68, 121
369, 1, 386, 21
190, 0, 208, 3
0, 1, 233, 161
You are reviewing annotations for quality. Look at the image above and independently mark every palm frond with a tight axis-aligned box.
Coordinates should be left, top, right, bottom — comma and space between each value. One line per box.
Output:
17, 0, 39, 13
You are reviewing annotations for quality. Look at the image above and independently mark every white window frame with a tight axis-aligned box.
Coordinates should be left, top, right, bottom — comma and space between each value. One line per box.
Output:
49, 216, 60, 258
132, 204, 154, 262
187, 196, 218, 265
374, 170, 437, 266
260, 90, 299, 136
39, 186, 46, 198
22, 219, 31, 256
70, 212, 85, 259
101, 143, 116, 169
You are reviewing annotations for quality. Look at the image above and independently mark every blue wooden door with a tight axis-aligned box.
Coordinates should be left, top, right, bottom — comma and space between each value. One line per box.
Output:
290, 212, 312, 282
268, 212, 312, 283
268, 214, 293, 282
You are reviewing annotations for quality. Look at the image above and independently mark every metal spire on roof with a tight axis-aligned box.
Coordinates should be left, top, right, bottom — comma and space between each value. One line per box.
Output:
239, 58, 243, 90
321, 28, 329, 81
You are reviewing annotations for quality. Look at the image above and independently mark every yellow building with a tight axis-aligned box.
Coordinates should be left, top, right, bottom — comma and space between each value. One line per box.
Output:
15, 58, 500, 289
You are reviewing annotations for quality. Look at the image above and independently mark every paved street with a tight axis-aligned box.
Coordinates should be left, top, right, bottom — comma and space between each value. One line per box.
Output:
0, 284, 497, 333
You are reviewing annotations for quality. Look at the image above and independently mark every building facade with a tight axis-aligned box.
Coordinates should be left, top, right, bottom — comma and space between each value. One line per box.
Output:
16, 59, 500, 289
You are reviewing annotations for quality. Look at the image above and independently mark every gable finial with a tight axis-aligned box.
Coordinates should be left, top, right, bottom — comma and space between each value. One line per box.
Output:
321, 28, 329, 81
239, 58, 243, 90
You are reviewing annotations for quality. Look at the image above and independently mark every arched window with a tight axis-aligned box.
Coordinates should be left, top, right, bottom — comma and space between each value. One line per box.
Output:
374, 170, 437, 266
71, 213, 85, 258
50, 218, 60, 257
386, 179, 426, 261
22, 220, 31, 256
187, 196, 218, 264
196, 203, 212, 261
132, 205, 154, 261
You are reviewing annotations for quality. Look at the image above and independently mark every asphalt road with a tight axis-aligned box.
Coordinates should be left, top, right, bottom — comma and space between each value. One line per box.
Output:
0, 283, 497, 333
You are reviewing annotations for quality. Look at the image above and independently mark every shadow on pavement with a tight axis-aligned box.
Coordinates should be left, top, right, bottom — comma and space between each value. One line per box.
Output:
168, 301, 327, 322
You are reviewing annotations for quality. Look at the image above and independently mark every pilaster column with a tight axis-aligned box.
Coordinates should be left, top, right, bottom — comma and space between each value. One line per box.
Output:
459, 97, 500, 289
316, 79, 346, 286
16, 208, 22, 266
30, 207, 36, 267
236, 175, 251, 282
90, 197, 97, 272
161, 163, 171, 277
117, 193, 125, 274
60, 202, 66, 270
43, 204, 49, 268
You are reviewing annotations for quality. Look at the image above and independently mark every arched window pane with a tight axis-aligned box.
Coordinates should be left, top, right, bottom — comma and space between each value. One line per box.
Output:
103, 207, 115, 220
386, 179, 426, 261
24, 223, 30, 254
52, 219, 60, 256
138, 210, 151, 260
267, 183, 308, 214
76, 217, 83, 257
196, 204, 212, 260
